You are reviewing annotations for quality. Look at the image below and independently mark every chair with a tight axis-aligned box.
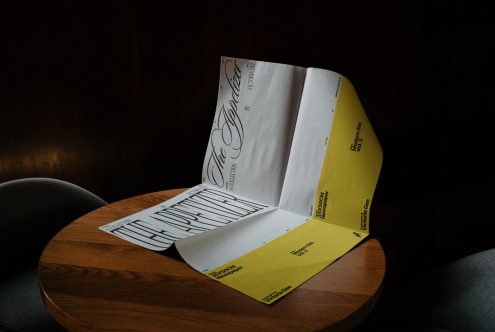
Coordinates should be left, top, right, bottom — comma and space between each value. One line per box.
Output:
0, 178, 107, 332
355, 248, 495, 332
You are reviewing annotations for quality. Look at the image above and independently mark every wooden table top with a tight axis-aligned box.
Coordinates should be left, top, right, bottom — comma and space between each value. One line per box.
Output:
39, 189, 386, 332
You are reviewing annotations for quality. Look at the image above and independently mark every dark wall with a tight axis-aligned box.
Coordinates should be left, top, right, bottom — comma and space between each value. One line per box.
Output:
1, 1, 493, 280
1, 1, 146, 200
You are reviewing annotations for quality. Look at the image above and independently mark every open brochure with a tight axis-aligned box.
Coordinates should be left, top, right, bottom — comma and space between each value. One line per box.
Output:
100, 57, 383, 304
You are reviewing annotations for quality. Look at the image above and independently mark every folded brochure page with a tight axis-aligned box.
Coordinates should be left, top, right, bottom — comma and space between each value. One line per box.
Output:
100, 56, 383, 304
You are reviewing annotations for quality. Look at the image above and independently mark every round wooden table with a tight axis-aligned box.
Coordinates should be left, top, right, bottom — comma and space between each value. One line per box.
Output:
39, 189, 386, 332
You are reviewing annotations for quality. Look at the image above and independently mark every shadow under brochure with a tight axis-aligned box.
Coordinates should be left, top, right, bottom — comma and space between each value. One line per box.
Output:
100, 56, 383, 304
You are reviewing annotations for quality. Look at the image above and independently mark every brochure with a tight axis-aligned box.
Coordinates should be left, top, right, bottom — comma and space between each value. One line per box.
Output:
100, 56, 383, 303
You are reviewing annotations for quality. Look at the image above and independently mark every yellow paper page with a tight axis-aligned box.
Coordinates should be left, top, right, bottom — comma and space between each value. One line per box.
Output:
205, 76, 383, 303
312, 76, 383, 233
207, 219, 365, 304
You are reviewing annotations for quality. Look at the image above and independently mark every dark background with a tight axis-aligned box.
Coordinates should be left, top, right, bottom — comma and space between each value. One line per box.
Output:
1, 0, 493, 288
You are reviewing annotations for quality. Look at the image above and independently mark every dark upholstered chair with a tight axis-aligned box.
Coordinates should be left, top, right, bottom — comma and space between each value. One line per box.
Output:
356, 248, 495, 332
0, 178, 107, 332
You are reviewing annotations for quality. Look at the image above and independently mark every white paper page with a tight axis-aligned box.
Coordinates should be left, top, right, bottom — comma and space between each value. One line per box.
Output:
202, 57, 306, 207
278, 68, 341, 216
100, 59, 344, 278
99, 184, 274, 251
175, 209, 308, 272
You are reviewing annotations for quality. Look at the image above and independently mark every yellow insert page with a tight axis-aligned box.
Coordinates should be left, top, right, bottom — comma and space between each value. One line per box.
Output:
313, 76, 383, 232
206, 75, 383, 303
208, 220, 365, 304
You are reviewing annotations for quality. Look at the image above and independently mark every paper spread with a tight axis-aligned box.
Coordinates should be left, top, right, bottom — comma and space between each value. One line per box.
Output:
100, 57, 383, 304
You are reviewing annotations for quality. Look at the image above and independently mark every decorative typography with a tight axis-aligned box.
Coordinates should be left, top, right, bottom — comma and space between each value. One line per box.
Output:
206, 59, 244, 188
106, 186, 268, 251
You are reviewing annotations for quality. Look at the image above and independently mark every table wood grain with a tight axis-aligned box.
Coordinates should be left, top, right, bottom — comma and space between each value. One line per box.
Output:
39, 189, 385, 332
